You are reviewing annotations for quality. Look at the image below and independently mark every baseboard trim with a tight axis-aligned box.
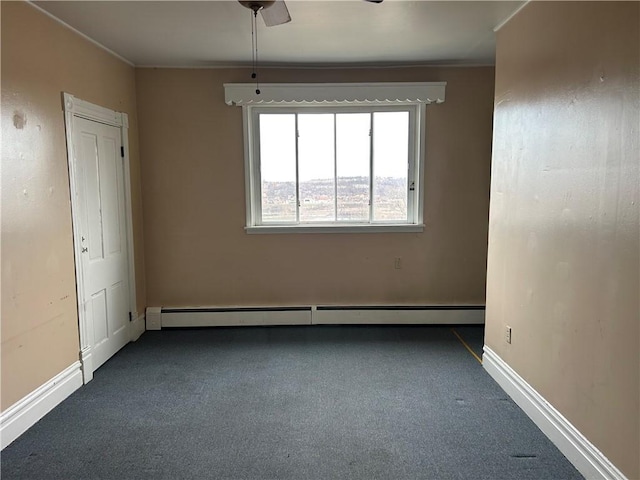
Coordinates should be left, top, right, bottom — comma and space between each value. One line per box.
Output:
151, 305, 485, 328
130, 311, 145, 341
482, 347, 627, 480
80, 347, 93, 384
1, 361, 83, 450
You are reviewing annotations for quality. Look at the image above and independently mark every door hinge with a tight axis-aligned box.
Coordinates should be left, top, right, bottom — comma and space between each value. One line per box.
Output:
128, 312, 132, 322
121, 146, 125, 158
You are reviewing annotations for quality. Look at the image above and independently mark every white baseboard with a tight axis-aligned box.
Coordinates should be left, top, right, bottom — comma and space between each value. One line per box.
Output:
80, 346, 93, 384
130, 311, 145, 341
312, 306, 484, 325
483, 347, 627, 480
1, 361, 83, 450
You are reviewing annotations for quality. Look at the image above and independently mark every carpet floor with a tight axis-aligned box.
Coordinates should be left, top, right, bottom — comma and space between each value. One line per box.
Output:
1, 325, 583, 480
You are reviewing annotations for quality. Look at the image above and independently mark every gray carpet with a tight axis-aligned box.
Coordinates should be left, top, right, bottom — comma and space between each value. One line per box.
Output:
1, 326, 583, 480
452, 325, 484, 359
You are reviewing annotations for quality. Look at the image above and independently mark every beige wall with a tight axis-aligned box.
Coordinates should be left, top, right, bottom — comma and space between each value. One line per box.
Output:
136, 66, 494, 307
1, 2, 146, 410
485, 2, 639, 478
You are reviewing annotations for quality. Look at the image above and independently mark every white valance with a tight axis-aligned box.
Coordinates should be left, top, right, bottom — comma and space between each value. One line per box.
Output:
224, 82, 446, 106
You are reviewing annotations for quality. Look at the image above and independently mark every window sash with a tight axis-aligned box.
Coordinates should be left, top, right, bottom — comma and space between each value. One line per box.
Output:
246, 104, 422, 228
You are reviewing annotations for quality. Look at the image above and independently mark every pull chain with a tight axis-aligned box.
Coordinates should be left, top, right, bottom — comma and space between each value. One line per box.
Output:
250, 10, 261, 95
250, 10, 256, 80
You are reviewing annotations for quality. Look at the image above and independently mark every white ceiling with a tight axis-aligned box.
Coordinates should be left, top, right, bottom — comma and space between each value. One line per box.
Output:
33, 0, 524, 67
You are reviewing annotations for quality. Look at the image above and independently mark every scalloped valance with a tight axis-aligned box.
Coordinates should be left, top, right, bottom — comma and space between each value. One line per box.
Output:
223, 82, 446, 106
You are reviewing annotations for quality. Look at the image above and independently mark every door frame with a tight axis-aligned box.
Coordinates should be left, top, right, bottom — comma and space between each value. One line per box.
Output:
62, 92, 138, 384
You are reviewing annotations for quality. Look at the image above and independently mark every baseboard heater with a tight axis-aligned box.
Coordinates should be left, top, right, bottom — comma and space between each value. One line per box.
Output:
313, 305, 484, 325
149, 305, 485, 329
160, 306, 312, 328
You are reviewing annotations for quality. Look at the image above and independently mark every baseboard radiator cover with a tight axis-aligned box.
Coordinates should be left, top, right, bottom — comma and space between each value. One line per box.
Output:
483, 347, 628, 480
313, 305, 484, 325
160, 306, 313, 328
151, 305, 485, 329
1, 361, 83, 450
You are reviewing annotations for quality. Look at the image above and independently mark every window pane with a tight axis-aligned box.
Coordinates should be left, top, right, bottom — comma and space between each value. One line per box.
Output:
372, 111, 409, 222
336, 113, 370, 222
298, 114, 335, 222
260, 114, 297, 223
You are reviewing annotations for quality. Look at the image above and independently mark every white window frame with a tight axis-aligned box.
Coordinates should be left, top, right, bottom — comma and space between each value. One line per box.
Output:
225, 82, 446, 234
242, 102, 426, 234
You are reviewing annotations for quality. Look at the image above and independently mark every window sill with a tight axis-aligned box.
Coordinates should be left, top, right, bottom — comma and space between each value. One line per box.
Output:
245, 224, 425, 234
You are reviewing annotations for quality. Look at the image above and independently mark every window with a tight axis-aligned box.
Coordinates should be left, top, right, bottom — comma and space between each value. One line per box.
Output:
225, 82, 446, 233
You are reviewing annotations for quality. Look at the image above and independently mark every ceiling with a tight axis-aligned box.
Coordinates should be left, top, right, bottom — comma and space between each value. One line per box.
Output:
33, 0, 524, 67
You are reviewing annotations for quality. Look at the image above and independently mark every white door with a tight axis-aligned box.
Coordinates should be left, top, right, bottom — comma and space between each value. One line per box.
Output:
73, 116, 130, 372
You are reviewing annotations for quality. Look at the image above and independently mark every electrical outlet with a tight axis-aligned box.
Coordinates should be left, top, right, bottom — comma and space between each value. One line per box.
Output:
506, 326, 512, 344
394, 257, 402, 269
